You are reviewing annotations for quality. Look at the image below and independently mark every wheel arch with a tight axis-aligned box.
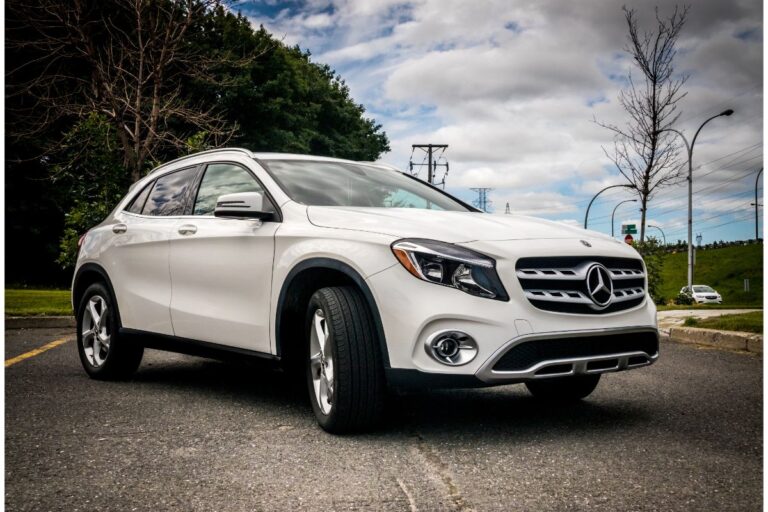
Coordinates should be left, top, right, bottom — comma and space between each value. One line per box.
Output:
72, 263, 123, 327
275, 258, 390, 368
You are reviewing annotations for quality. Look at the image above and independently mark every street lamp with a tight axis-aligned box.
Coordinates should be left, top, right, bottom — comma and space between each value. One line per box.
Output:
753, 168, 763, 241
584, 184, 635, 229
647, 224, 666, 245
611, 199, 638, 237
657, 108, 734, 292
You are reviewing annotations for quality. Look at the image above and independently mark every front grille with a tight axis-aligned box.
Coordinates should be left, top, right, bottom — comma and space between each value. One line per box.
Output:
493, 331, 659, 372
516, 256, 646, 314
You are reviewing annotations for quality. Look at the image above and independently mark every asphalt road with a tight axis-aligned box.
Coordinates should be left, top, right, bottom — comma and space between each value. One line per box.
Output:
5, 326, 763, 511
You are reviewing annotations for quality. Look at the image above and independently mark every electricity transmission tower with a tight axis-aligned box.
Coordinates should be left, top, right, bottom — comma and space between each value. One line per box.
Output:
504, 202, 511, 214
471, 188, 493, 212
409, 144, 449, 187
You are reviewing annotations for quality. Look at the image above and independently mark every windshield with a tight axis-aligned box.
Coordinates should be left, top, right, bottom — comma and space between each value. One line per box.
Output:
262, 160, 471, 211
693, 286, 715, 293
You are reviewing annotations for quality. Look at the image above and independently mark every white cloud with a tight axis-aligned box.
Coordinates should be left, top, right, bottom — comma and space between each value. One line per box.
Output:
240, 0, 762, 241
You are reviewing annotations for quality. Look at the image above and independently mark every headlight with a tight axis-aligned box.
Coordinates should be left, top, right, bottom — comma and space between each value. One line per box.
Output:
391, 238, 509, 301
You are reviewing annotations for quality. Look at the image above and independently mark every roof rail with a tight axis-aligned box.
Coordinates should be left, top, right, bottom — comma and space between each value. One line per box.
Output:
148, 147, 255, 175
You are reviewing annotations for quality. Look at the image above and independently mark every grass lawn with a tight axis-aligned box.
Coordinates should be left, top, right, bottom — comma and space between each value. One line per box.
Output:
657, 304, 762, 311
682, 311, 764, 334
659, 244, 763, 306
5, 289, 72, 316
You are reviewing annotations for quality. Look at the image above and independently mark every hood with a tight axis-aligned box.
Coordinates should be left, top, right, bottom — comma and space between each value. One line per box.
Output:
307, 206, 617, 244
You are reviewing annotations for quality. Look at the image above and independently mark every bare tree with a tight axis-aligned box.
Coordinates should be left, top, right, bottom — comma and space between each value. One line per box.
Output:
6, 0, 262, 181
598, 5, 689, 242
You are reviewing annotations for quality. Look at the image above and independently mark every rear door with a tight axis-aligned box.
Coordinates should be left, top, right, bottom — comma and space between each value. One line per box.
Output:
168, 162, 279, 353
105, 166, 200, 335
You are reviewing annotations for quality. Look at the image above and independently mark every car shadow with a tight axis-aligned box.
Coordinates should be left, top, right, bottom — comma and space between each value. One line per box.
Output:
128, 355, 654, 439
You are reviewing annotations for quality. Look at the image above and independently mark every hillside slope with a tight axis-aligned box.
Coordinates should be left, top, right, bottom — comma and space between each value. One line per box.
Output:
658, 244, 763, 305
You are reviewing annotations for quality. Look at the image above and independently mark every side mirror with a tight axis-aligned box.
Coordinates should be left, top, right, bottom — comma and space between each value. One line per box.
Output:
214, 192, 270, 220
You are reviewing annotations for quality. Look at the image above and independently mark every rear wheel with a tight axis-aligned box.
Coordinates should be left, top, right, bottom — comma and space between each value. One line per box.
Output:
525, 374, 600, 401
76, 282, 143, 380
305, 286, 385, 433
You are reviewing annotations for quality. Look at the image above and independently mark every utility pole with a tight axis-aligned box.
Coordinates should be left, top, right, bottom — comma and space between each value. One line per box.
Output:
504, 202, 511, 214
471, 188, 493, 212
753, 168, 763, 241
410, 144, 449, 186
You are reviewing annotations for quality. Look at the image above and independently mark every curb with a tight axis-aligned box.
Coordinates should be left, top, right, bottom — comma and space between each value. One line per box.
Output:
668, 326, 762, 354
5, 316, 76, 329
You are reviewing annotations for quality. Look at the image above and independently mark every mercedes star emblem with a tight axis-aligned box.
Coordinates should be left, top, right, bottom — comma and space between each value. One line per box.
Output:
586, 263, 613, 308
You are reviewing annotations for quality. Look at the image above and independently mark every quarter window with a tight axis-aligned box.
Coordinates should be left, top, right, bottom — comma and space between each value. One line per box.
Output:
125, 182, 153, 214
142, 167, 198, 216
193, 163, 273, 216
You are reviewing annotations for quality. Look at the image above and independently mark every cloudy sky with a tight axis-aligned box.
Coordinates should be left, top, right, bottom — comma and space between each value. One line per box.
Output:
235, 0, 763, 243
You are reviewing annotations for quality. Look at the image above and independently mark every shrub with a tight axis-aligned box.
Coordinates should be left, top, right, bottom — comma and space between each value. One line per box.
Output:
674, 291, 694, 305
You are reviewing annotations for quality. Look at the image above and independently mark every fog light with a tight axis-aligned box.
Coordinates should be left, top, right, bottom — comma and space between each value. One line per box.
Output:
426, 330, 478, 366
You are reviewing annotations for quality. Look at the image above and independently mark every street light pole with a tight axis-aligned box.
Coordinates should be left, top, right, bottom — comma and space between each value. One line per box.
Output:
658, 108, 733, 292
611, 199, 638, 237
647, 224, 666, 245
584, 184, 635, 229
754, 168, 763, 241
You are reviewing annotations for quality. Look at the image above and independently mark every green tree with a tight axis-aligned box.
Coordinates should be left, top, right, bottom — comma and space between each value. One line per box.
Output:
53, 114, 127, 268
635, 237, 665, 304
186, 9, 390, 160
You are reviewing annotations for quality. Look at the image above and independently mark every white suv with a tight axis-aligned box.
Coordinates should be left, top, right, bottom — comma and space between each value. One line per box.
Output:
72, 148, 658, 433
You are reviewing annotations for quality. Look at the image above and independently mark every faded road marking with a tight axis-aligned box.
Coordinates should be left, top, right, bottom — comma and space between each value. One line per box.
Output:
5, 336, 72, 367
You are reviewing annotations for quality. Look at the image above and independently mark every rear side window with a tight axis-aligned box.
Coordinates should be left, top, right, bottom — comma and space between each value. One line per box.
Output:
142, 167, 198, 216
125, 182, 153, 214
193, 163, 274, 216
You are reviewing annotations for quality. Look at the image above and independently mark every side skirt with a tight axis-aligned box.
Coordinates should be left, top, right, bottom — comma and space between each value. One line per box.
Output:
120, 328, 280, 365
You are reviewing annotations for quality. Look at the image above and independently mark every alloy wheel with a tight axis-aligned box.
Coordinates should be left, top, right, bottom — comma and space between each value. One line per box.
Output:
309, 309, 334, 414
82, 295, 111, 367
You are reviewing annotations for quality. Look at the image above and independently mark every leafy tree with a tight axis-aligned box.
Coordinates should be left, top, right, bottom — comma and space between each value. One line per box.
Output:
185, 10, 389, 160
634, 237, 665, 304
53, 114, 127, 268
5, 2, 390, 279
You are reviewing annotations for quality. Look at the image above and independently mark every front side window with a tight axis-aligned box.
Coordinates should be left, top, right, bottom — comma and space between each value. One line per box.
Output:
193, 163, 273, 216
263, 160, 471, 211
142, 167, 198, 216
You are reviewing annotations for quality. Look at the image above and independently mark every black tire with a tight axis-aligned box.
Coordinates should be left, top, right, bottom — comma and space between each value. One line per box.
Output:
76, 282, 143, 380
525, 374, 601, 401
305, 286, 385, 433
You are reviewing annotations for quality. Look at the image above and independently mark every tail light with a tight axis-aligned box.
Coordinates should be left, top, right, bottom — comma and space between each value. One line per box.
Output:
78, 233, 87, 249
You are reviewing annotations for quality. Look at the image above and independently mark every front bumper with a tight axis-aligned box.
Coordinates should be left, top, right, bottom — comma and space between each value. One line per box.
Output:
367, 247, 658, 387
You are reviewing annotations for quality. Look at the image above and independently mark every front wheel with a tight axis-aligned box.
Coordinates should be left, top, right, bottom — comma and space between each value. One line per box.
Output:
305, 286, 385, 433
76, 282, 143, 380
525, 374, 600, 401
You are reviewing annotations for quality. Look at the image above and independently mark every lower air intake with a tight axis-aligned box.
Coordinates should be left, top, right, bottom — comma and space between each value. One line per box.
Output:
493, 331, 659, 372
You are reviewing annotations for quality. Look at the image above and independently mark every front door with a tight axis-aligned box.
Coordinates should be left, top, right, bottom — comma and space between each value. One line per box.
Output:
168, 162, 279, 353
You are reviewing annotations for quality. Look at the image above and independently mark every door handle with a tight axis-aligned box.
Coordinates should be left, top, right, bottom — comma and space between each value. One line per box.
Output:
178, 224, 198, 235
112, 223, 127, 234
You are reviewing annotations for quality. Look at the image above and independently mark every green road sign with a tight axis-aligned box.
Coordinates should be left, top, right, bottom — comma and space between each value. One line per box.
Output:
622, 224, 637, 235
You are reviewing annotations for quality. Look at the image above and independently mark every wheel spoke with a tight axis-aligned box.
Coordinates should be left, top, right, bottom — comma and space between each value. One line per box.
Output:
88, 300, 101, 330
96, 300, 108, 329
313, 314, 326, 353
